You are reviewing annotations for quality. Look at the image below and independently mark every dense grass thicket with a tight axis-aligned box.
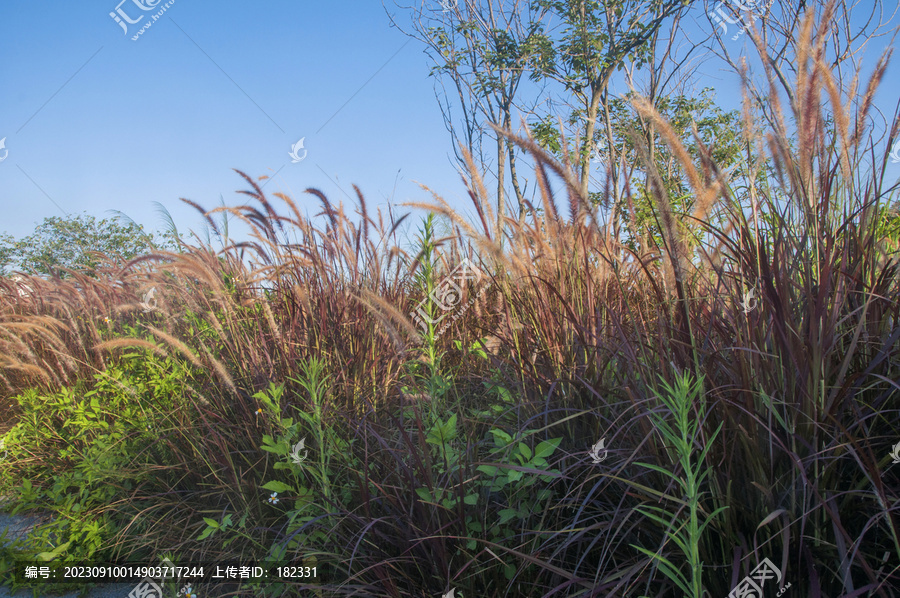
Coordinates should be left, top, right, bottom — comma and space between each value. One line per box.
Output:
1, 10, 899, 598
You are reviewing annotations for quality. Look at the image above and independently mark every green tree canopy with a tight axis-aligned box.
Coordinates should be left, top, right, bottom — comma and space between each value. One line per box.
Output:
0, 213, 173, 277
532, 88, 747, 249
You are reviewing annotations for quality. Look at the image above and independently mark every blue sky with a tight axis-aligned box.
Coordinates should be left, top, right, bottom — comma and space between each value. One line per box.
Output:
1, 1, 458, 242
1, 1, 897, 244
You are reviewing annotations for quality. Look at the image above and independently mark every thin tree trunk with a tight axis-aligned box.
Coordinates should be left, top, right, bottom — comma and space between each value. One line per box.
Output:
508, 140, 525, 219
579, 69, 613, 200
496, 131, 506, 242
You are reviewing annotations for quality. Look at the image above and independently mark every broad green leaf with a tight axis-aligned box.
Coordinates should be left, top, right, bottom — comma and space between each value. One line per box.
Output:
262, 481, 293, 493
490, 429, 512, 447
477, 464, 498, 476
445, 413, 458, 437
517, 442, 532, 461
36, 541, 71, 561
498, 508, 519, 524
535, 489, 553, 501
534, 437, 561, 459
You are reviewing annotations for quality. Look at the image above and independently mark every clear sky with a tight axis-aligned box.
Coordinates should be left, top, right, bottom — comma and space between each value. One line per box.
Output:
1, 1, 897, 243
1, 1, 462, 242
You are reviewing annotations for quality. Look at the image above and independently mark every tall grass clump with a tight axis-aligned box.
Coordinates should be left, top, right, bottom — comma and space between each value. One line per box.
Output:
0, 1, 898, 596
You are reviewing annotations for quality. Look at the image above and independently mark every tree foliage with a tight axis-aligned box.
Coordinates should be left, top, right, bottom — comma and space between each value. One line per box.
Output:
0, 213, 172, 277
532, 88, 747, 247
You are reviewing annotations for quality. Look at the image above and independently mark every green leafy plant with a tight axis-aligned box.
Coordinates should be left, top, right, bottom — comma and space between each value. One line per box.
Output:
630, 373, 727, 598
0, 351, 200, 593
406, 213, 456, 414
254, 360, 351, 569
